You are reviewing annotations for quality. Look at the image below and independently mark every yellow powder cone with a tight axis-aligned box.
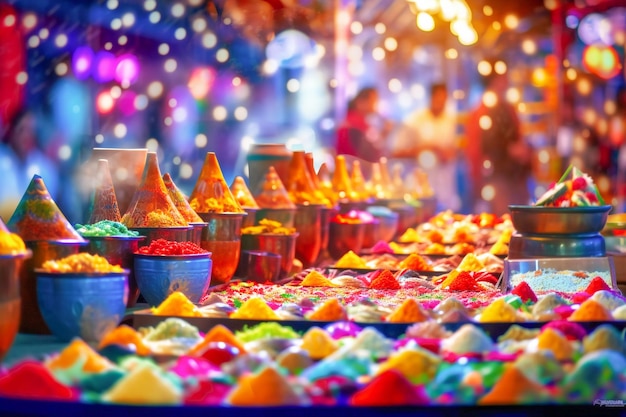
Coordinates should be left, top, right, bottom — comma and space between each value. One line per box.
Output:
230, 176, 259, 209
89, 159, 122, 223
189, 152, 244, 214
332, 155, 358, 202
285, 151, 327, 205
103, 363, 182, 404
300, 327, 338, 360
162, 173, 204, 223
121, 152, 188, 227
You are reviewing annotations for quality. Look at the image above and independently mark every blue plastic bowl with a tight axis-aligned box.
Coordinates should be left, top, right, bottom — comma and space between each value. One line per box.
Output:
36, 270, 129, 342
134, 253, 212, 307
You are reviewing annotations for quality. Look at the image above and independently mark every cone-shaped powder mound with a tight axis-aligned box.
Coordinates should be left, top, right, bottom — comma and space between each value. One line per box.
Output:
189, 152, 244, 214
253, 166, 296, 209
8, 175, 84, 241
230, 176, 259, 209
121, 152, 188, 228
88, 159, 122, 223
163, 173, 203, 223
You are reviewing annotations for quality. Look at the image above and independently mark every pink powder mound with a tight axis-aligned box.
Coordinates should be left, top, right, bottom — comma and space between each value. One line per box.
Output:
370, 241, 394, 254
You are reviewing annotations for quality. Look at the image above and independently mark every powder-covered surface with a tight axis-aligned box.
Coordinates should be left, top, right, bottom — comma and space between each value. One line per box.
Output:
509, 270, 613, 294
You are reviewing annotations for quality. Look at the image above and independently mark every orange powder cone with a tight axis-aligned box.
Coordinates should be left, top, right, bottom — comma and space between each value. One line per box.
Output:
188, 152, 244, 214
285, 151, 328, 206
121, 152, 188, 228
162, 173, 204, 223
89, 159, 122, 223
253, 166, 296, 209
305, 153, 332, 207
7, 175, 84, 241
351, 160, 370, 201
229, 176, 259, 209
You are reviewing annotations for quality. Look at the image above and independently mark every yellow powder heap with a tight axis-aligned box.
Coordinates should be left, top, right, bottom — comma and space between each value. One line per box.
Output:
377, 347, 441, 383
102, 363, 182, 405
8, 175, 85, 241
46, 338, 114, 374
242, 218, 295, 235
457, 253, 485, 272
189, 152, 244, 214
537, 328, 574, 362
568, 299, 613, 322
300, 327, 338, 360
386, 298, 430, 323
285, 151, 328, 205
89, 159, 122, 223
300, 270, 338, 288
308, 298, 347, 321
0, 229, 26, 255
41, 253, 124, 273
189, 324, 247, 355
121, 152, 188, 228
253, 166, 297, 209
230, 176, 260, 209
479, 297, 518, 323
98, 325, 151, 356
231, 297, 279, 320
228, 366, 304, 406
478, 364, 548, 405
398, 228, 418, 243
398, 254, 431, 271
316, 162, 337, 205
151, 291, 202, 317
334, 250, 367, 269
162, 173, 204, 223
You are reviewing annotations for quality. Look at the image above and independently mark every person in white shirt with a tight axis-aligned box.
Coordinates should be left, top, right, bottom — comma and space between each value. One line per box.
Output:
391, 83, 460, 211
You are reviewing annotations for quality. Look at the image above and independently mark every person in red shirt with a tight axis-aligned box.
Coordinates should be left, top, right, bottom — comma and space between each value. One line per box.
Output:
336, 87, 390, 163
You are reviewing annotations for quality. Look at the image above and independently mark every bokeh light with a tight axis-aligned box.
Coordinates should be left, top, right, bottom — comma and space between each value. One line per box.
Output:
96, 91, 115, 114
71, 46, 94, 80
93, 51, 117, 83
115, 54, 140, 85
188, 67, 215, 99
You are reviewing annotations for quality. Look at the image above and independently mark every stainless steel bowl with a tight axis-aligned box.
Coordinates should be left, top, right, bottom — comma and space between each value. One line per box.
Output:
327, 221, 366, 260
508, 205, 612, 235
508, 233, 606, 259
361, 219, 381, 250
36, 270, 129, 342
235, 250, 282, 283
187, 222, 208, 245
134, 253, 212, 306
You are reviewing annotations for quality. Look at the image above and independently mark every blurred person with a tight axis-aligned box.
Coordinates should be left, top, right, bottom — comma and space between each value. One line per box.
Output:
391, 82, 460, 211
466, 71, 531, 215
0, 109, 60, 220
336, 87, 391, 163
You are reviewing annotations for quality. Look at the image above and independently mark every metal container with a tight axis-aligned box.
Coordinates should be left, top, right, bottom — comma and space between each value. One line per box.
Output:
21, 239, 87, 334
389, 203, 418, 239
327, 221, 366, 260
187, 222, 208, 245
235, 250, 282, 283
319, 206, 336, 254
240, 233, 298, 279
508, 233, 606, 259
294, 204, 323, 268
246, 143, 292, 193
0, 250, 31, 361
36, 270, 129, 342
242, 208, 259, 228
508, 205, 612, 235
362, 219, 381, 250
130, 226, 193, 247
366, 206, 399, 243
197, 212, 245, 285
83, 235, 145, 307
254, 208, 297, 229
134, 253, 212, 306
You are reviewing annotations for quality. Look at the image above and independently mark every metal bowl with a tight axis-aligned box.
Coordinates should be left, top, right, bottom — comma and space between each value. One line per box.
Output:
187, 222, 208, 245
361, 219, 381, 250
294, 204, 323, 267
197, 212, 245, 285
508, 205, 612, 235
130, 226, 193, 246
366, 207, 399, 243
83, 235, 145, 307
0, 250, 32, 361
242, 208, 258, 228
134, 253, 212, 306
327, 221, 366, 260
240, 233, 298, 279
36, 269, 129, 342
508, 233, 606, 259
235, 250, 282, 283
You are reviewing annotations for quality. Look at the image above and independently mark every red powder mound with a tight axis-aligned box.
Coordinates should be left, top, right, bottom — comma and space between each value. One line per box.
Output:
369, 270, 401, 290
584, 276, 612, 295
0, 361, 75, 400
349, 369, 430, 406
184, 380, 232, 405
511, 281, 537, 303
448, 271, 480, 291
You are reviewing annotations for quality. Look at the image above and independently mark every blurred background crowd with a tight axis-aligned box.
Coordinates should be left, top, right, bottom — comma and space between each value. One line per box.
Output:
0, 0, 625, 222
